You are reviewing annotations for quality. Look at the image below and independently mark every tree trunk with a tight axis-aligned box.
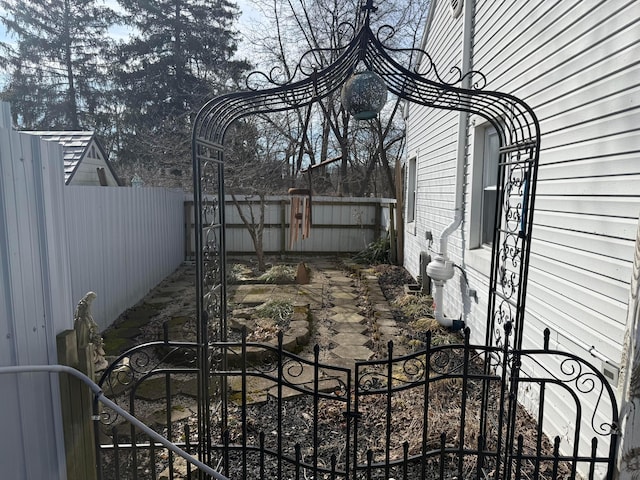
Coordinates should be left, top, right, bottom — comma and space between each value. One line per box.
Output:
616, 214, 640, 479
63, 0, 80, 129
230, 193, 267, 271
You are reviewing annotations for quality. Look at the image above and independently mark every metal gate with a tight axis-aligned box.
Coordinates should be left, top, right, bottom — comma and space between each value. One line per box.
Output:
94, 2, 621, 479
94, 322, 618, 479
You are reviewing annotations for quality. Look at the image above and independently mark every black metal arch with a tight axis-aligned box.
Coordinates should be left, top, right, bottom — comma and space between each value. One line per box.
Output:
192, 3, 541, 354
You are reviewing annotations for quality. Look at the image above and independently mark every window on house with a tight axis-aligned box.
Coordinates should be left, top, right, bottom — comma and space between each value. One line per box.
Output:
469, 122, 500, 251
97, 167, 108, 186
481, 126, 499, 245
407, 157, 417, 223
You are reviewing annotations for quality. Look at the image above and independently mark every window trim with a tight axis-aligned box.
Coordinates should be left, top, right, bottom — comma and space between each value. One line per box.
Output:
406, 156, 417, 225
467, 116, 500, 275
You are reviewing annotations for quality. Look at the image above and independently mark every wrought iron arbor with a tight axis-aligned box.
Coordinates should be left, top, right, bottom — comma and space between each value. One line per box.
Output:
94, 3, 619, 480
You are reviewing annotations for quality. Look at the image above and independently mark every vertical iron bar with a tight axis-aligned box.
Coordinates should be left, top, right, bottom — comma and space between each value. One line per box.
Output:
185, 424, 192, 480
385, 341, 393, 480
345, 366, 352, 480
241, 329, 248, 480
150, 436, 157, 480
403, 441, 409, 480
277, 332, 284, 480
588, 438, 598, 480
223, 429, 230, 475
130, 388, 138, 480
192, 139, 207, 469
439, 432, 446, 480
422, 333, 431, 480
113, 428, 120, 480
366, 450, 373, 480
457, 329, 471, 478
533, 380, 546, 480
259, 432, 265, 480
607, 432, 619, 480
551, 436, 560, 480
495, 322, 513, 480
313, 345, 320, 479
218, 149, 228, 458
514, 435, 523, 480
353, 364, 360, 480
504, 346, 522, 480
166, 373, 174, 479
476, 435, 485, 480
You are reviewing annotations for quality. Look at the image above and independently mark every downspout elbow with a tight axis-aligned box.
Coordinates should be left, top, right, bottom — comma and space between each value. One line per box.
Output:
433, 281, 465, 331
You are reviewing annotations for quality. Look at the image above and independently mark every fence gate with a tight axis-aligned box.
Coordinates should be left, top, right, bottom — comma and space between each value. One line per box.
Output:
94, 324, 618, 479
94, 2, 621, 479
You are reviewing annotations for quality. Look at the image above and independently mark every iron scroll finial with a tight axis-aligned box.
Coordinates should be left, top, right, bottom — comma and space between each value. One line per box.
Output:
362, 0, 377, 12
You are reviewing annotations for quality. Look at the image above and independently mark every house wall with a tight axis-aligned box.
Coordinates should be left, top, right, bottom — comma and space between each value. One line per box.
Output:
404, 0, 464, 281
65, 187, 185, 331
405, 0, 640, 471
69, 139, 119, 186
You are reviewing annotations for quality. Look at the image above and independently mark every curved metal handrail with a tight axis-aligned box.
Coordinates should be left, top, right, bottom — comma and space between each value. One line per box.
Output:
0, 364, 228, 480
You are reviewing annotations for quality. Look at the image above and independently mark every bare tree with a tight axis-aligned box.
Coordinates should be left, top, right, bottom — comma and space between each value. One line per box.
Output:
225, 118, 290, 270
241, 0, 429, 197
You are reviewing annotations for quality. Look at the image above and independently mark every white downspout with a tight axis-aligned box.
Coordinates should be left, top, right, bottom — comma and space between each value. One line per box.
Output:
431, 0, 475, 328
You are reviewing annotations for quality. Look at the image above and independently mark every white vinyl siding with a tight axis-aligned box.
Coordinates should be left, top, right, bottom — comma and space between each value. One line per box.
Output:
406, 0, 640, 471
404, 0, 464, 276
471, 0, 640, 364
70, 139, 119, 186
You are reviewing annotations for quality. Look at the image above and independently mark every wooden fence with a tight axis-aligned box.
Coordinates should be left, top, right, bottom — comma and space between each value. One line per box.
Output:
184, 195, 396, 259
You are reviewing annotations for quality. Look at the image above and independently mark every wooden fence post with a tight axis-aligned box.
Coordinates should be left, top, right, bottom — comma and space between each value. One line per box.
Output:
57, 330, 98, 480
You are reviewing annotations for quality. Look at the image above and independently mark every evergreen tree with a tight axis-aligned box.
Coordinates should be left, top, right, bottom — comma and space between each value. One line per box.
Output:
114, 0, 251, 172
0, 0, 118, 130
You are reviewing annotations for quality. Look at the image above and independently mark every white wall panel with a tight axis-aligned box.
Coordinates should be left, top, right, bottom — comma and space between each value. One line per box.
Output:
64, 187, 185, 331
0, 109, 70, 479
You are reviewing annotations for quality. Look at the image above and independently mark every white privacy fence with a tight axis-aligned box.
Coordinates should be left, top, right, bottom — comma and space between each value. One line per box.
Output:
185, 195, 396, 259
0, 102, 185, 477
65, 187, 184, 330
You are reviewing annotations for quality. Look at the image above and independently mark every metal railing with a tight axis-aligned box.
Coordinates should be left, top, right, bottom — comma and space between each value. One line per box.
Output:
0, 364, 228, 480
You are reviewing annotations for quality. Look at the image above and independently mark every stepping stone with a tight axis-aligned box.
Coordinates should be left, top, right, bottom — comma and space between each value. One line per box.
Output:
330, 277, 354, 285
332, 292, 358, 300
149, 406, 193, 426
378, 325, 400, 336
330, 305, 361, 314
333, 322, 368, 335
330, 312, 366, 324
333, 332, 370, 346
372, 303, 391, 312
375, 317, 397, 327
331, 344, 372, 361
330, 286, 357, 295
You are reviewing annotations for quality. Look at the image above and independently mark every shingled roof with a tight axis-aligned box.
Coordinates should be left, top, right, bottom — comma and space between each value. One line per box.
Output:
24, 131, 119, 185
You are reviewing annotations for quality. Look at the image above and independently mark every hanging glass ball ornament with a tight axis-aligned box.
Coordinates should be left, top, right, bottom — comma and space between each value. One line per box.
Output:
340, 71, 388, 120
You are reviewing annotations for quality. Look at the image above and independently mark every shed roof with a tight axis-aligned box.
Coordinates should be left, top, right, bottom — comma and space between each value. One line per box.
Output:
24, 131, 119, 185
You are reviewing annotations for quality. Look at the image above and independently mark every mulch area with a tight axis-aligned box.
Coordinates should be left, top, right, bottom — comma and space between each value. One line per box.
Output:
98, 260, 567, 479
